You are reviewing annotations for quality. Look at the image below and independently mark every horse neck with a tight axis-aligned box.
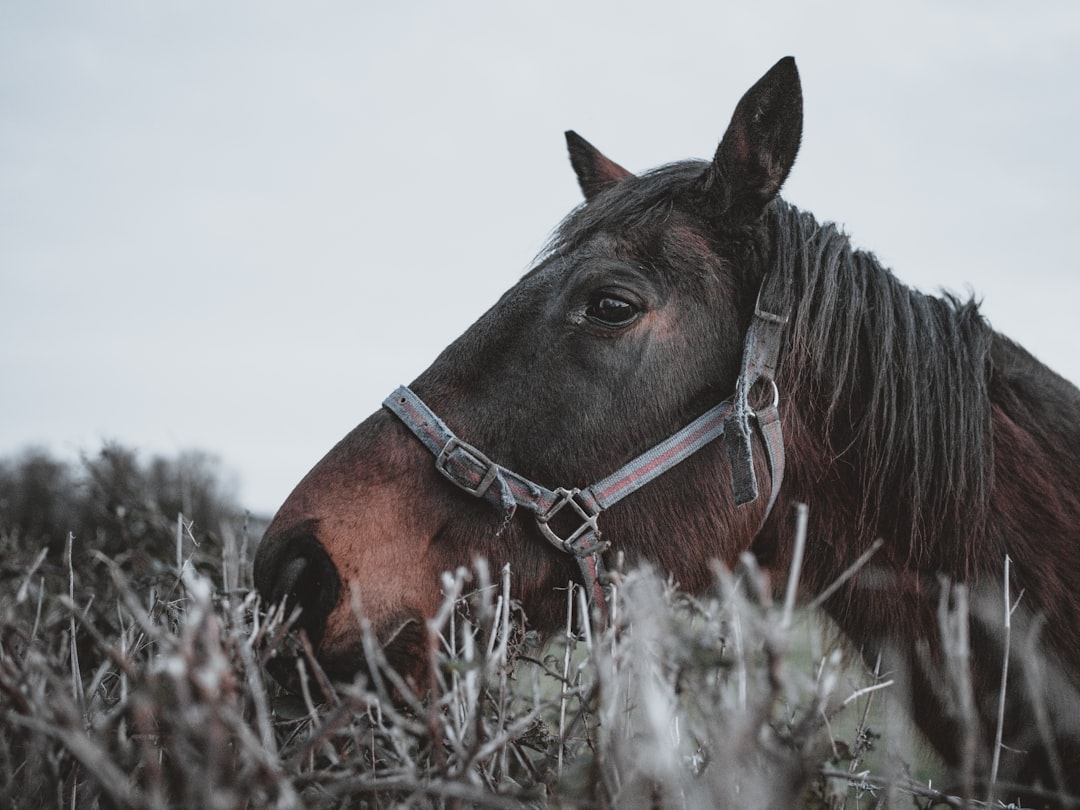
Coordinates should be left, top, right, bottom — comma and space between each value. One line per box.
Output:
983, 335, 1080, 629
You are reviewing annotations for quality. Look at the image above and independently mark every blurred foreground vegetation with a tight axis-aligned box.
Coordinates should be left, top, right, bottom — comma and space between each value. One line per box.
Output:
0, 444, 987, 809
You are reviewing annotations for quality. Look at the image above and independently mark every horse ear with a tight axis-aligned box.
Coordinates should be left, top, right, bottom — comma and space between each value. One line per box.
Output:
698, 56, 803, 225
565, 130, 635, 200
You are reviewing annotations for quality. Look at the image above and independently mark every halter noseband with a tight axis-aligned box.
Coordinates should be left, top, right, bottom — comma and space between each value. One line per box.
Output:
383, 280, 788, 613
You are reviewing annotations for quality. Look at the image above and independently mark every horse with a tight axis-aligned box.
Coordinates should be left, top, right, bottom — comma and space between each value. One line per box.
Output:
254, 57, 1080, 801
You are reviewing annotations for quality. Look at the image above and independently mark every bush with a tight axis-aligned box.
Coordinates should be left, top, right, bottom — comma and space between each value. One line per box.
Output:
0, 443, 252, 588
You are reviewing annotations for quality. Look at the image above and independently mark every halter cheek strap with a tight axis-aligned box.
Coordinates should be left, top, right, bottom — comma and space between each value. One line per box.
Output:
727, 289, 789, 515
383, 284, 788, 614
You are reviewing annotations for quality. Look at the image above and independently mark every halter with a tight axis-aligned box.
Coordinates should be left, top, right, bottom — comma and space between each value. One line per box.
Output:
383, 280, 788, 614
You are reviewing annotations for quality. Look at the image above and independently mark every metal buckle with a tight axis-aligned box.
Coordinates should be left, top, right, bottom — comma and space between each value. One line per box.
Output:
435, 436, 499, 498
536, 487, 601, 554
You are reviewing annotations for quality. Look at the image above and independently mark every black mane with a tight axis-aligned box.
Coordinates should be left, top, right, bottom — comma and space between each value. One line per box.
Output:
767, 202, 995, 567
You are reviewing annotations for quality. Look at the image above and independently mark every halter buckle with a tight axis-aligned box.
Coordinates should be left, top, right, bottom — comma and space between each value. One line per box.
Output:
536, 487, 602, 555
436, 436, 500, 498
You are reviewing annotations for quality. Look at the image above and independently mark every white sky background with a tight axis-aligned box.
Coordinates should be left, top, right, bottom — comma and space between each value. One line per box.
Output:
2, 2, 1078, 517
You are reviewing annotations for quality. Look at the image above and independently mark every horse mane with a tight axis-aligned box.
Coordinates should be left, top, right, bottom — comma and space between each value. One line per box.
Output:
765, 202, 996, 570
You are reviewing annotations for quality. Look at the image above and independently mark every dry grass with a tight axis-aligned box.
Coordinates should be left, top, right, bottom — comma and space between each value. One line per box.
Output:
1, 504, 1047, 809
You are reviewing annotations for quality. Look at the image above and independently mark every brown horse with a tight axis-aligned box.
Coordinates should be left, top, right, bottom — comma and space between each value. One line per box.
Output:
255, 57, 1080, 800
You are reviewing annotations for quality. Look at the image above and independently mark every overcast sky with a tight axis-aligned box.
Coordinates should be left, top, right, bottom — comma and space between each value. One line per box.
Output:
2, 2, 1078, 517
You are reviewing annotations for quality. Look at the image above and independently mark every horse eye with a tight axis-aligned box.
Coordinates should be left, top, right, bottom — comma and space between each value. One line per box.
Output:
585, 295, 641, 328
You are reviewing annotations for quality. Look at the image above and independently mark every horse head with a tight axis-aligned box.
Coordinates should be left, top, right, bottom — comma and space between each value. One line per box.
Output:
254, 57, 804, 686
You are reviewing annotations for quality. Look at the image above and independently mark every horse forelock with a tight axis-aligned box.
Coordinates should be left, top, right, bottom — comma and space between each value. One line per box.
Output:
541, 161, 710, 260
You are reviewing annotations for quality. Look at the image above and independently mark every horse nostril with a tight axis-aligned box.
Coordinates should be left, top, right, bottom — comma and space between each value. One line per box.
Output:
256, 531, 340, 648
275, 556, 310, 601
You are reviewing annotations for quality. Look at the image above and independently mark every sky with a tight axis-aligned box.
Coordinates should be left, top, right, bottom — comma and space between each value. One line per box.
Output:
2, 2, 1079, 517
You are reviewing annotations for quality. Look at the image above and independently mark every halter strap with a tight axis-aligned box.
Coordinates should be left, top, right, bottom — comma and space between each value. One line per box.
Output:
726, 284, 789, 511
385, 386, 612, 608
383, 284, 788, 613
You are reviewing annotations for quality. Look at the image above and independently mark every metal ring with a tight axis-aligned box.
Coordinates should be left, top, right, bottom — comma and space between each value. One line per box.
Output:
747, 377, 779, 411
